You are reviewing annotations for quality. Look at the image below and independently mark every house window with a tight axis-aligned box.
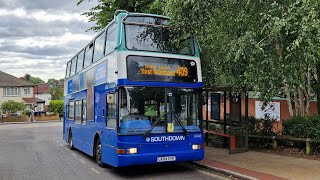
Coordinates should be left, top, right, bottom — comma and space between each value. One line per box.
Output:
3, 87, 21, 96
24, 87, 31, 95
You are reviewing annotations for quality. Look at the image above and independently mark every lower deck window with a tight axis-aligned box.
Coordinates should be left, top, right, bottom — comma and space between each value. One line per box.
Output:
68, 101, 75, 120
75, 100, 81, 124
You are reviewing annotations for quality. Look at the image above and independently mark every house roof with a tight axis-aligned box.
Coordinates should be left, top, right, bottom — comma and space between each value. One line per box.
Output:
34, 84, 49, 94
0, 71, 34, 87
22, 98, 45, 104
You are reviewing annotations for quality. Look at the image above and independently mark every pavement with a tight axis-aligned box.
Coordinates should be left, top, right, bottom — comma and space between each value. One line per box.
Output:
195, 146, 320, 180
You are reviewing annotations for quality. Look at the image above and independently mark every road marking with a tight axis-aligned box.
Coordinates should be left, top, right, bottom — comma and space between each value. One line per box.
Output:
64, 147, 70, 151
71, 153, 77, 157
55, 140, 59, 143
90, 168, 100, 175
59, 144, 63, 146
79, 159, 86, 164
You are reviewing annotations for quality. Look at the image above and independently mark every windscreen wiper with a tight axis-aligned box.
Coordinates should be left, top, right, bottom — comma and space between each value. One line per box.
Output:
143, 113, 166, 138
174, 114, 188, 136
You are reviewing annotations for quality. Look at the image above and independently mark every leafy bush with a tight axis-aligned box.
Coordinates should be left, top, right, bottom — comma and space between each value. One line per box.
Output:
49, 100, 64, 117
23, 109, 31, 115
283, 115, 320, 141
248, 116, 277, 136
0, 100, 25, 114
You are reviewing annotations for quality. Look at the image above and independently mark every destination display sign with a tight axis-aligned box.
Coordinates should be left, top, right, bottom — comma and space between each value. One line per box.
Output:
127, 56, 198, 83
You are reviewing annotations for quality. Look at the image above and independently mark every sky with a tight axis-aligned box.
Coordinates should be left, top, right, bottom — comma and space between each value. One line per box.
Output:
0, 0, 97, 82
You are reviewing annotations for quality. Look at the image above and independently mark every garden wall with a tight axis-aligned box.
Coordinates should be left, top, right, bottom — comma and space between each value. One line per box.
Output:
34, 114, 59, 121
0, 115, 29, 123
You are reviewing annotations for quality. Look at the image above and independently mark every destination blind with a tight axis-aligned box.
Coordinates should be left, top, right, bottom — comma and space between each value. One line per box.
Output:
127, 55, 198, 83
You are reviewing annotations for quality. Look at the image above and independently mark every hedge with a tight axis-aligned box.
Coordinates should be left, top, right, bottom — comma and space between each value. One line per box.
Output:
49, 100, 64, 117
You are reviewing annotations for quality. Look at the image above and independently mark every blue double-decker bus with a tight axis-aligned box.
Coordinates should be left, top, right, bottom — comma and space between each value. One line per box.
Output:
63, 10, 204, 167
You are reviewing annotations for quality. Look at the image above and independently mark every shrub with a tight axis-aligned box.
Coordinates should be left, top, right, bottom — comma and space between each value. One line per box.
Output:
248, 116, 277, 136
0, 100, 25, 114
283, 115, 320, 141
23, 109, 31, 115
49, 100, 64, 117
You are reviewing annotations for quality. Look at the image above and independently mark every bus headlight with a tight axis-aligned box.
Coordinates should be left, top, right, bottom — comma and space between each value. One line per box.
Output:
192, 144, 201, 150
127, 148, 138, 154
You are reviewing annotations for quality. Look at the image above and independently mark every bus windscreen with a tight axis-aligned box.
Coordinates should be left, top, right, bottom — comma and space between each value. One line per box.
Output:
127, 55, 198, 83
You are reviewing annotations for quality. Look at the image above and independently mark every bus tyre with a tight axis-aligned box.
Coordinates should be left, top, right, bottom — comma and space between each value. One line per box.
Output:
69, 131, 75, 150
95, 139, 106, 167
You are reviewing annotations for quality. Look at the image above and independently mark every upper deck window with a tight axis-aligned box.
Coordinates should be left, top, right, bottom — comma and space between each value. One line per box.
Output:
105, 25, 116, 55
66, 61, 71, 78
124, 16, 194, 55
93, 31, 105, 62
84, 43, 94, 68
76, 50, 84, 73
70, 56, 77, 76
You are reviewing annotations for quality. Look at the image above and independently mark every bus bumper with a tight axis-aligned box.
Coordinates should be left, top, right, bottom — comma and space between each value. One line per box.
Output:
116, 149, 204, 167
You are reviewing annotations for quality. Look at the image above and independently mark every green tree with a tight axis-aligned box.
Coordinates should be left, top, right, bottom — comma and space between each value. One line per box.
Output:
49, 100, 64, 116
47, 78, 60, 85
77, 0, 165, 31
24, 74, 31, 81
23, 74, 45, 84
47, 78, 64, 100
29, 77, 45, 84
1, 100, 26, 114
49, 86, 64, 100
165, 0, 320, 117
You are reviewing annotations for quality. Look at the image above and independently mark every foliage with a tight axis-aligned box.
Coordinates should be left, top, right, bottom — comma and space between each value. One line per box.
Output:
49, 100, 64, 116
23, 73, 45, 84
77, 0, 166, 31
283, 115, 320, 141
248, 116, 277, 136
23, 109, 31, 116
47, 78, 64, 100
47, 78, 63, 85
0, 100, 26, 114
49, 86, 64, 100
165, 0, 320, 116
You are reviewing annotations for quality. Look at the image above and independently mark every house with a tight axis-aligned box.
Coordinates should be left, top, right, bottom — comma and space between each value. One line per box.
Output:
34, 84, 51, 111
0, 71, 45, 114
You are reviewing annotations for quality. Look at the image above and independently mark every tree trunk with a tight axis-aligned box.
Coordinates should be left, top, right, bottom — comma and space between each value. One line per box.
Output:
316, 65, 320, 114
306, 67, 311, 115
298, 87, 304, 116
293, 88, 299, 116
284, 84, 294, 117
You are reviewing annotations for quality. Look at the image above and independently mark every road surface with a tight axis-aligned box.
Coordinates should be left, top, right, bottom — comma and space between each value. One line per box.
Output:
0, 122, 229, 180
